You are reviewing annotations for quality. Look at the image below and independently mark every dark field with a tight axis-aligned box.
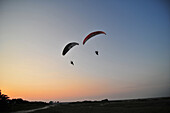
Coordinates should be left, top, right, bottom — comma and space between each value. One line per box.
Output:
32, 97, 170, 113
10, 102, 47, 112
0, 102, 48, 113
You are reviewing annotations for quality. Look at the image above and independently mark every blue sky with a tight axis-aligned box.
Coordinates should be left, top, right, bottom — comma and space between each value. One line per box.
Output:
0, 0, 170, 102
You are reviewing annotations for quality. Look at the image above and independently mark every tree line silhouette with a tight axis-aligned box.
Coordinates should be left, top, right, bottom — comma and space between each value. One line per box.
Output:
0, 90, 48, 112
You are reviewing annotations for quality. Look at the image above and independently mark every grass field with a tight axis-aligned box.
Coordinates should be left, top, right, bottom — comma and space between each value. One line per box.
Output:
32, 97, 170, 113
10, 103, 48, 112
0, 102, 48, 113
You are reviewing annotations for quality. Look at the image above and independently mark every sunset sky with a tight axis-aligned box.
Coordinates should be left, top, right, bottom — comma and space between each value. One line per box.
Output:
0, 0, 170, 102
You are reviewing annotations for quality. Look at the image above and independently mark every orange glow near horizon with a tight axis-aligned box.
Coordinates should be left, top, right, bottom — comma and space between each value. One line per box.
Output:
1, 65, 123, 102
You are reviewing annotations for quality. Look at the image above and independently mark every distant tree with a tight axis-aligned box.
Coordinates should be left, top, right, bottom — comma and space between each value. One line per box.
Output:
0, 90, 10, 111
101, 99, 109, 102
0, 90, 9, 102
49, 101, 54, 104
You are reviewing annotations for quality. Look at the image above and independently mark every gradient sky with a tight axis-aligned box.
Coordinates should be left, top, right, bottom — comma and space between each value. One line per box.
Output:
0, 0, 170, 102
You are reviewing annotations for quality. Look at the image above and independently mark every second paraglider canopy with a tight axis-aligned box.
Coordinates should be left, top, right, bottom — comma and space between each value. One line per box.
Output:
83, 31, 106, 45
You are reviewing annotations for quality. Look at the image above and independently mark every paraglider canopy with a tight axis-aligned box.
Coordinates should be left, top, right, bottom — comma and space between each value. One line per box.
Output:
83, 31, 106, 45
62, 42, 79, 56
